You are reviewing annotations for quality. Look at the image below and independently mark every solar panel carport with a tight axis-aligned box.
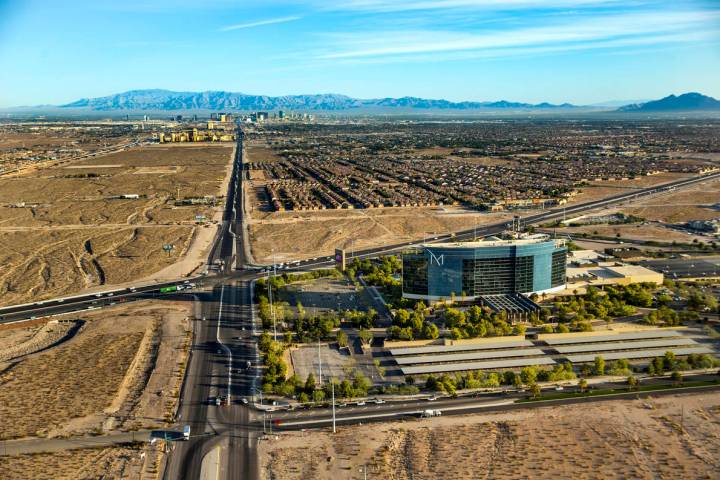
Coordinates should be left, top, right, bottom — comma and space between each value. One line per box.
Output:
395, 348, 547, 365
543, 330, 681, 346
565, 347, 714, 364
553, 338, 697, 354
400, 357, 557, 375
390, 340, 533, 356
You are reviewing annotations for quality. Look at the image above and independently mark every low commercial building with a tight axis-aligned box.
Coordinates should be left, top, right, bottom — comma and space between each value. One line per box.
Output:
402, 235, 567, 302
566, 263, 664, 287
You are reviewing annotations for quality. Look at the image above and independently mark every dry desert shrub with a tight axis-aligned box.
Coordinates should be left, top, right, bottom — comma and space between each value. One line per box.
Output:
0, 331, 144, 439
0, 446, 144, 480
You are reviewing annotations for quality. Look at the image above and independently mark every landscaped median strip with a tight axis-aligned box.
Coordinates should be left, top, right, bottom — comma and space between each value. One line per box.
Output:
274, 400, 516, 427
519, 379, 720, 403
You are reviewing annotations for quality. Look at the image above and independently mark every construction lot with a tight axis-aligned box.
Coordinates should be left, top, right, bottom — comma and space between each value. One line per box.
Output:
258, 390, 720, 479
0, 300, 191, 440
0, 143, 234, 305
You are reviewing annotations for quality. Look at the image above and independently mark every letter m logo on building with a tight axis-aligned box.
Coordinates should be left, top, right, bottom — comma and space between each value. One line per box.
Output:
428, 251, 444, 266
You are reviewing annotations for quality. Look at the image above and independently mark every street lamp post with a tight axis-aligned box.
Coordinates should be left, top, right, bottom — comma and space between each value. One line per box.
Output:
331, 381, 336, 434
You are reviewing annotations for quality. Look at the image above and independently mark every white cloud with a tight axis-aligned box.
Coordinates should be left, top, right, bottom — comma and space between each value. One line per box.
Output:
220, 16, 301, 32
314, 9, 720, 60
317, 0, 626, 13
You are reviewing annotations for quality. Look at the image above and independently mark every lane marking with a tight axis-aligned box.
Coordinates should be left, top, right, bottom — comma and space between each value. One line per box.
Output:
217, 285, 233, 403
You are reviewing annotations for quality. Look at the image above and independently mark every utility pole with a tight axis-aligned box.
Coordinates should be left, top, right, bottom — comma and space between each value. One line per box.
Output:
268, 250, 277, 342
317, 340, 323, 386
332, 381, 336, 434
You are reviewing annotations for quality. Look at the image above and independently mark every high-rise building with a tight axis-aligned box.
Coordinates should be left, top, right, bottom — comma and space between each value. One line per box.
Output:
402, 236, 567, 301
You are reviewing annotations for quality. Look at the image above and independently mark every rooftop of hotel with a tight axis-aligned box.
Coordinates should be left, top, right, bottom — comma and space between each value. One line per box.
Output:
420, 234, 565, 249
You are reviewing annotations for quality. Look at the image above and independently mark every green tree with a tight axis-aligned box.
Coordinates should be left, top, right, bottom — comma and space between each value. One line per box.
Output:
258, 331, 273, 352
578, 378, 588, 393
594, 356, 605, 376
336, 329, 348, 348
513, 324, 527, 336
670, 370, 682, 385
359, 329, 373, 345
520, 366, 538, 385
312, 389, 326, 403
304, 373, 316, 394
529, 383, 541, 399
626, 375, 639, 390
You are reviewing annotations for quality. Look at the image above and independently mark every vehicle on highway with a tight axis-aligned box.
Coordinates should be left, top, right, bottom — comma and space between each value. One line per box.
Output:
371, 398, 386, 404
183, 425, 191, 440
240, 397, 248, 405
356, 401, 366, 406
426, 396, 439, 401
245, 360, 252, 369
421, 409, 442, 418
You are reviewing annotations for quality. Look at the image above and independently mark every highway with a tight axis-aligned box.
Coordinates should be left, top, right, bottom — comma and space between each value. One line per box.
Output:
266, 373, 720, 431
163, 130, 262, 480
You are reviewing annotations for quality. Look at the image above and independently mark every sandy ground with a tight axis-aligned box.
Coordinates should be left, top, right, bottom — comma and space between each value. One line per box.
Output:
259, 391, 720, 479
0, 143, 234, 305
617, 176, 720, 224
567, 172, 694, 206
0, 446, 146, 480
551, 176, 720, 244
557, 223, 712, 244
247, 206, 515, 263
0, 301, 191, 440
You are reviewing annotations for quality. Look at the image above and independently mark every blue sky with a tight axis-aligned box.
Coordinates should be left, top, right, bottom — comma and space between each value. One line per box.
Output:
1, 0, 719, 107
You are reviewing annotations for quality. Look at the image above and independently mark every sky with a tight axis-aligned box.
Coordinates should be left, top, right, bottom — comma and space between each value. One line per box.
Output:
0, 0, 719, 107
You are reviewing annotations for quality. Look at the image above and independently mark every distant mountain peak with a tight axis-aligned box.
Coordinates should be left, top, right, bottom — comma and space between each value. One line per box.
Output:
58, 89, 579, 112
618, 92, 720, 112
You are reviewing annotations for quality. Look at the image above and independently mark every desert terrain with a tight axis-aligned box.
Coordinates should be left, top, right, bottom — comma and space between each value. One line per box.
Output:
0, 300, 191, 440
0, 445, 147, 480
247, 205, 516, 264
551, 176, 720, 244
0, 142, 234, 305
259, 391, 720, 479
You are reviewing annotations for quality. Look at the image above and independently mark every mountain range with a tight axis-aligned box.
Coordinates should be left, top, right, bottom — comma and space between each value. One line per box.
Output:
617, 92, 720, 112
61, 89, 580, 112
13, 90, 717, 114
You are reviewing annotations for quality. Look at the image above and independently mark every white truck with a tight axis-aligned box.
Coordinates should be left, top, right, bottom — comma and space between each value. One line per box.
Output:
421, 409, 442, 418
183, 425, 191, 440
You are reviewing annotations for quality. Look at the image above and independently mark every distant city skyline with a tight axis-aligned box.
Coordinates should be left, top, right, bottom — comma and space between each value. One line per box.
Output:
1, 0, 719, 108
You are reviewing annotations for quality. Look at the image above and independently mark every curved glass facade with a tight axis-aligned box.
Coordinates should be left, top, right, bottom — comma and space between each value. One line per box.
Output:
402, 239, 567, 300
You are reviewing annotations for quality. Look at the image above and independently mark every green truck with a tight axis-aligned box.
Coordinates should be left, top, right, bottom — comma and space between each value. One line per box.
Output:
159, 286, 178, 294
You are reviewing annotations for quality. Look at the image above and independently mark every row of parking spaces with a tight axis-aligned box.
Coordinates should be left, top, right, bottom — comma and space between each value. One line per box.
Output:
389, 340, 533, 356
400, 357, 557, 375
553, 338, 698, 354
541, 330, 682, 345
394, 348, 548, 365
565, 347, 714, 364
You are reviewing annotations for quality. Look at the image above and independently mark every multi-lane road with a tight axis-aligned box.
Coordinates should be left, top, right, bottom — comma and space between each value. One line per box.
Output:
1, 127, 719, 479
